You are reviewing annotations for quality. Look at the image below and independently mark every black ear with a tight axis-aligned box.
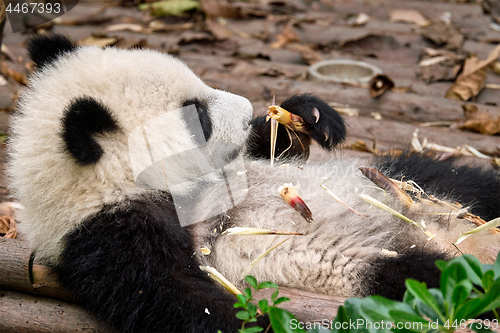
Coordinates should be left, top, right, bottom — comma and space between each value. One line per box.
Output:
27, 34, 77, 68
61, 96, 120, 165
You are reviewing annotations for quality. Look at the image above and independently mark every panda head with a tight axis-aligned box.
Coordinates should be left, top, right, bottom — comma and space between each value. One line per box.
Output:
9, 34, 253, 259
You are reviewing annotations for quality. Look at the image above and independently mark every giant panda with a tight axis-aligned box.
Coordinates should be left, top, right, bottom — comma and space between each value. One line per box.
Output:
7, 34, 500, 333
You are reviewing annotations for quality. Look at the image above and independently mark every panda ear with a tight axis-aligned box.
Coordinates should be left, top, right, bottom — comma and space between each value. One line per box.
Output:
27, 34, 77, 69
61, 96, 120, 165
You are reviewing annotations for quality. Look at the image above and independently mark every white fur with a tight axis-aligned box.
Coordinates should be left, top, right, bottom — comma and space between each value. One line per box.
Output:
9, 46, 252, 261
8, 44, 500, 300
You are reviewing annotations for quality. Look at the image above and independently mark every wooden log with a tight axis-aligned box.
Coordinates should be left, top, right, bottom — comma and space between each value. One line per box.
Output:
0, 290, 107, 333
0, 238, 74, 301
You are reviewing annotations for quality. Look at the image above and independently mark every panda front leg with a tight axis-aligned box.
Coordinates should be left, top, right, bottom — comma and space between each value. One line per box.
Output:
247, 94, 346, 161
54, 199, 269, 333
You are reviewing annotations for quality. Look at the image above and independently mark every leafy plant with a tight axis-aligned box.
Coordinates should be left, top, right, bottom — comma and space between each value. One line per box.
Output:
329, 253, 500, 333
234, 275, 305, 333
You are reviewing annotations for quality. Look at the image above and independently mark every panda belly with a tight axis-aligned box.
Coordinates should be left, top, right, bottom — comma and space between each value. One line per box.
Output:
204, 158, 457, 299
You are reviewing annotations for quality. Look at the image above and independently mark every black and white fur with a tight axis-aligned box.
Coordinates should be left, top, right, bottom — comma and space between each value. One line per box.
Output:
8, 34, 500, 333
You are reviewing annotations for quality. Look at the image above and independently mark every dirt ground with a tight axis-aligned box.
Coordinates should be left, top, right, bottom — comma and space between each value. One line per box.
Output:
1, 0, 500, 204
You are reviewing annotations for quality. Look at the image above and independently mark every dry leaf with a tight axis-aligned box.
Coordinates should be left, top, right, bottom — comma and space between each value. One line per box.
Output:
79, 35, 119, 47
0, 62, 27, 85
446, 44, 500, 101
285, 43, 323, 65
138, 0, 200, 16
270, 25, 299, 49
199, 0, 240, 18
369, 74, 394, 98
347, 12, 370, 27
419, 20, 463, 49
460, 112, 500, 135
389, 9, 428, 25
115, 38, 148, 50
106, 23, 148, 33
419, 55, 463, 83
149, 21, 195, 32
346, 140, 378, 154
205, 20, 232, 40
0, 215, 17, 239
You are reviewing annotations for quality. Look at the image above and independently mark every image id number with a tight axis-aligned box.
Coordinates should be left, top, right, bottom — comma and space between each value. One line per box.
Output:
6, 2, 61, 14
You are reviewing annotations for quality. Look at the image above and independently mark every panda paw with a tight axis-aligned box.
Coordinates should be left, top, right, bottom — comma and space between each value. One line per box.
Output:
279, 94, 346, 151
247, 94, 346, 161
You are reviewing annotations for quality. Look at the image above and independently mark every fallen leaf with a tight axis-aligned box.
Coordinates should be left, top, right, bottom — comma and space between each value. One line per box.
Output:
231, 62, 284, 77
0, 62, 27, 85
419, 20, 463, 49
0, 215, 17, 239
347, 12, 370, 27
149, 20, 195, 32
138, 0, 200, 16
199, 0, 240, 18
205, 19, 232, 40
419, 55, 463, 82
459, 104, 500, 135
389, 9, 428, 25
346, 140, 378, 154
79, 35, 119, 47
270, 25, 299, 49
106, 23, 148, 33
115, 38, 148, 50
285, 43, 322, 65
369, 74, 394, 98
446, 44, 500, 101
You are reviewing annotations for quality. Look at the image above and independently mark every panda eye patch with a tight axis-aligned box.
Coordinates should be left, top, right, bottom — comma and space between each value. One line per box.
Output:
61, 96, 119, 165
182, 99, 212, 143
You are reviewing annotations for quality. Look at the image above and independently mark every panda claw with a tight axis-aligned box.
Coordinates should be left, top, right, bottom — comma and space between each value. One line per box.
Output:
313, 107, 320, 123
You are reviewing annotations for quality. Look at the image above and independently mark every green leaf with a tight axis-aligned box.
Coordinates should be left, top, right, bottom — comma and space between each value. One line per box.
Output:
451, 283, 471, 310
137, 0, 200, 17
435, 260, 448, 272
247, 303, 258, 318
482, 270, 494, 292
274, 297, 290, 306
234, 302, 245, 309
245, 276, 258, 289
236, 310, 251, 321
271, 289, 279, 304
405, 280, 444, 322
244, 287, 253, 298
241, 327, 264, 333
403, 290, 417, 309
258, 281, 279, 290
455, 298, 482, 321
388, 310, 430, 332
258, 299, 269, 313
494, 252, 500, 279
440, 261, 468, 301
269, 307, 306, 333
237, 294, 248, 306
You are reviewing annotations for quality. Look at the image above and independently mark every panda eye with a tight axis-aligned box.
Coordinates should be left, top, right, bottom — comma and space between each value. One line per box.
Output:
182, 99, 212, 144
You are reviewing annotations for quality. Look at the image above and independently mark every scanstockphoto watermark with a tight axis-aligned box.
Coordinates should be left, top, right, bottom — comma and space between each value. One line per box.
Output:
289, 318, 500, 331
4, 0, 79, 33
128, 104, 248, 227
